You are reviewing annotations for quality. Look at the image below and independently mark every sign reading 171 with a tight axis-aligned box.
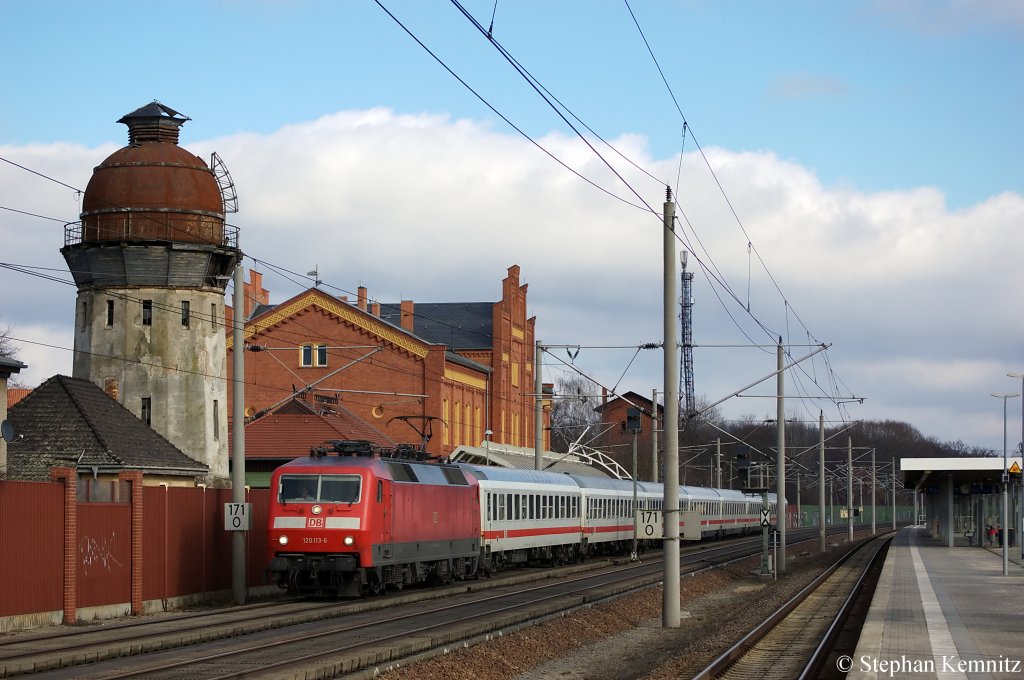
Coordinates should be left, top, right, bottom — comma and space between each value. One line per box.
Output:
225, 503, 251, 531
637, 510, 663, 539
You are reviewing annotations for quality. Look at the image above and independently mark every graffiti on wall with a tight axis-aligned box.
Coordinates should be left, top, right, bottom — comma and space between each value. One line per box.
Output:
79, 532, 122, 574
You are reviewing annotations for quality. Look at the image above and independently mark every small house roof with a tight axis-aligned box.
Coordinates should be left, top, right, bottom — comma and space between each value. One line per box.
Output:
7, 375, 208, 481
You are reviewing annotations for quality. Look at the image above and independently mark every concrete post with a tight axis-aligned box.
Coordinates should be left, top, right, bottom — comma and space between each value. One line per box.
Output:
231, 264, 247, 605
776, 340, 786, 572
819, 411, 825, 552
651, 388, 659, 483
535, 339, 543, 471
872, 449, 876, 535
662, 189, 680, 628
848, 437, 854, 542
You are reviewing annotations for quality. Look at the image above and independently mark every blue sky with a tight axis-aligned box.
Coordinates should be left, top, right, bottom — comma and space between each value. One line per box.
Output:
2, 0, 1023, 451
4, 1, 1021, 206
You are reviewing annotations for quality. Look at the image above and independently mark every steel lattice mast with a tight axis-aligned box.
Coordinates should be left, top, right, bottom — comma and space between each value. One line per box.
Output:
680, 251, 695, 418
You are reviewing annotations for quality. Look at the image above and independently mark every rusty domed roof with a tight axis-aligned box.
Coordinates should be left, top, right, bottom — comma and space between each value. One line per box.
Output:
79, 102, 224, 245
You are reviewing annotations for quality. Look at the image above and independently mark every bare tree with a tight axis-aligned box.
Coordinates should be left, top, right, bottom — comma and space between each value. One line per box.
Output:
549, 374, 602, 453
0, 322, 29, 388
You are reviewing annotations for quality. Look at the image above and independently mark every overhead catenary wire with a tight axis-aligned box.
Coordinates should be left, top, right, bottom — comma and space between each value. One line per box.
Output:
3, 3, 857, 426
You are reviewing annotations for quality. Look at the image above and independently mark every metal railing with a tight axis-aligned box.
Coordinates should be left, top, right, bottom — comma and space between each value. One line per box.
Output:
65, 215, 238, 248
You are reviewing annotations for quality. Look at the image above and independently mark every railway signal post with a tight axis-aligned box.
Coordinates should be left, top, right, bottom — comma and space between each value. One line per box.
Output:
759, 490, 772, 576
627, 407, 642, 560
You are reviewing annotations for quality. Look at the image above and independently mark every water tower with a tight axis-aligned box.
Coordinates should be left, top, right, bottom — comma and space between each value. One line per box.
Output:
61, 102, 240, 479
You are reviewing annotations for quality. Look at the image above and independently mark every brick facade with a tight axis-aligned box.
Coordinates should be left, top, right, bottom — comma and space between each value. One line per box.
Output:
227, 266, 546, 458
49, 466, 77, 624
597, 392, 662, 481
118, 470, 144, 615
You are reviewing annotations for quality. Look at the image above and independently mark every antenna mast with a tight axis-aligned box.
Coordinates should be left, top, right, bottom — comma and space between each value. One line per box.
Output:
680, 251, 696, 418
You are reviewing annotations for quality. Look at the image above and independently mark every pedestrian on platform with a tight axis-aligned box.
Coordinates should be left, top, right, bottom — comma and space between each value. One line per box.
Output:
987, 525, 997, 546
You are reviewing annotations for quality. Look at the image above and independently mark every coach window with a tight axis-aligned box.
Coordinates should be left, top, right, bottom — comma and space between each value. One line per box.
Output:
521, 495, 528, 520
514, 494, 520, 520
507, 493, 513, 520
486, 493, 492, 521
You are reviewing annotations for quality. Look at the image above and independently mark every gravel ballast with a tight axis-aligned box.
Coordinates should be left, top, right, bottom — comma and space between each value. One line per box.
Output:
381, 535, 872, 680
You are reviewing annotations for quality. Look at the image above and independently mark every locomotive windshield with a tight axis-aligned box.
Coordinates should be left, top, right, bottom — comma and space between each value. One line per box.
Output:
279, 474, 361, 504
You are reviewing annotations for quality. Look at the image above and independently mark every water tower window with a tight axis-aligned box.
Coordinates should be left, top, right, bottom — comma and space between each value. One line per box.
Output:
142, 300, 153, 326
181, 300, 190, 328
316, 344, 328, 366
81, 301, 88, 331
213, 399, 220, 440
106, 300, 114, 327
300, 344, 313, 367
141, 397, 152, 426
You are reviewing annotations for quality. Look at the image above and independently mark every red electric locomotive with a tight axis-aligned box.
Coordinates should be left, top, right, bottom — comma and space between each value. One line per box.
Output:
267, 441, 480, 596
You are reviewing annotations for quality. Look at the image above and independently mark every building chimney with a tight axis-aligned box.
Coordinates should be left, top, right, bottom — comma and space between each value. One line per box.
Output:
358, 286, 368, 311
371, 302, 380, 317
400, 300, 414, 331
104, 377, 120, 401
243, 269, 270, 320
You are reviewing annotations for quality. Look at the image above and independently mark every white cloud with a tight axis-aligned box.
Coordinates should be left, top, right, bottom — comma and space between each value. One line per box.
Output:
2, 109, 1021, 450
868, 0, 1024, 34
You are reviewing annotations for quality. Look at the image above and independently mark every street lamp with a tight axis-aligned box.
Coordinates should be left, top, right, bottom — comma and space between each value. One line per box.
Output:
1009, 372, 1024, 456
992, 391, 1019, 576
1009, 372, 1024, 559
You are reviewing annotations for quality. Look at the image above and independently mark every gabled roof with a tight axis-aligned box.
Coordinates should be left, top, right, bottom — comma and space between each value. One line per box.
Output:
6, 375, 207, 481
595, 391, 663, 415
243, 398, 397, 460
380, 302, 494, 350
232, 289, 434, 359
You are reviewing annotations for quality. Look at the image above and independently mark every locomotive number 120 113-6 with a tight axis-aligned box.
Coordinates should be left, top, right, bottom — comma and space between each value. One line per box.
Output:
303, 537, 328, 544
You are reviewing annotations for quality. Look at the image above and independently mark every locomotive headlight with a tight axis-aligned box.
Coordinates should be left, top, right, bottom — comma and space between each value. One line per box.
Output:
343, 535, 355, 546
311, 505, 323, 515
278, 535, 289, 546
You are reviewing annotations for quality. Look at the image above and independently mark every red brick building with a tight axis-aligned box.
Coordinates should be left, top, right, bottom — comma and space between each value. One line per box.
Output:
595, 391, 663, 482
227, 265, 549, 462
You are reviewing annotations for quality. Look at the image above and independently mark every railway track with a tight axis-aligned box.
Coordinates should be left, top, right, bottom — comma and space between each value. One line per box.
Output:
0, 526, 867, 679
693, 531, 893, 680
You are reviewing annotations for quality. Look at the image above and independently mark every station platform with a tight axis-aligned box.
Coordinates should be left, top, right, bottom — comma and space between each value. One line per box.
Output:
849, 526, 1024, 679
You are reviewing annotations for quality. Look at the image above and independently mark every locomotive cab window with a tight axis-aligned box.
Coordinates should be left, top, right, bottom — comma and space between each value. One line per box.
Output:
279, 474, 361, 504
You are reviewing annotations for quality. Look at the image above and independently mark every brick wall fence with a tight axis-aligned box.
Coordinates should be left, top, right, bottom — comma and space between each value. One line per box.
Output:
0, 472, 270, 630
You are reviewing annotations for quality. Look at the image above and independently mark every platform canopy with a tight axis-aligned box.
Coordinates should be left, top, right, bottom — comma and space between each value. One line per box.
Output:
902, 456, 1023, 492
